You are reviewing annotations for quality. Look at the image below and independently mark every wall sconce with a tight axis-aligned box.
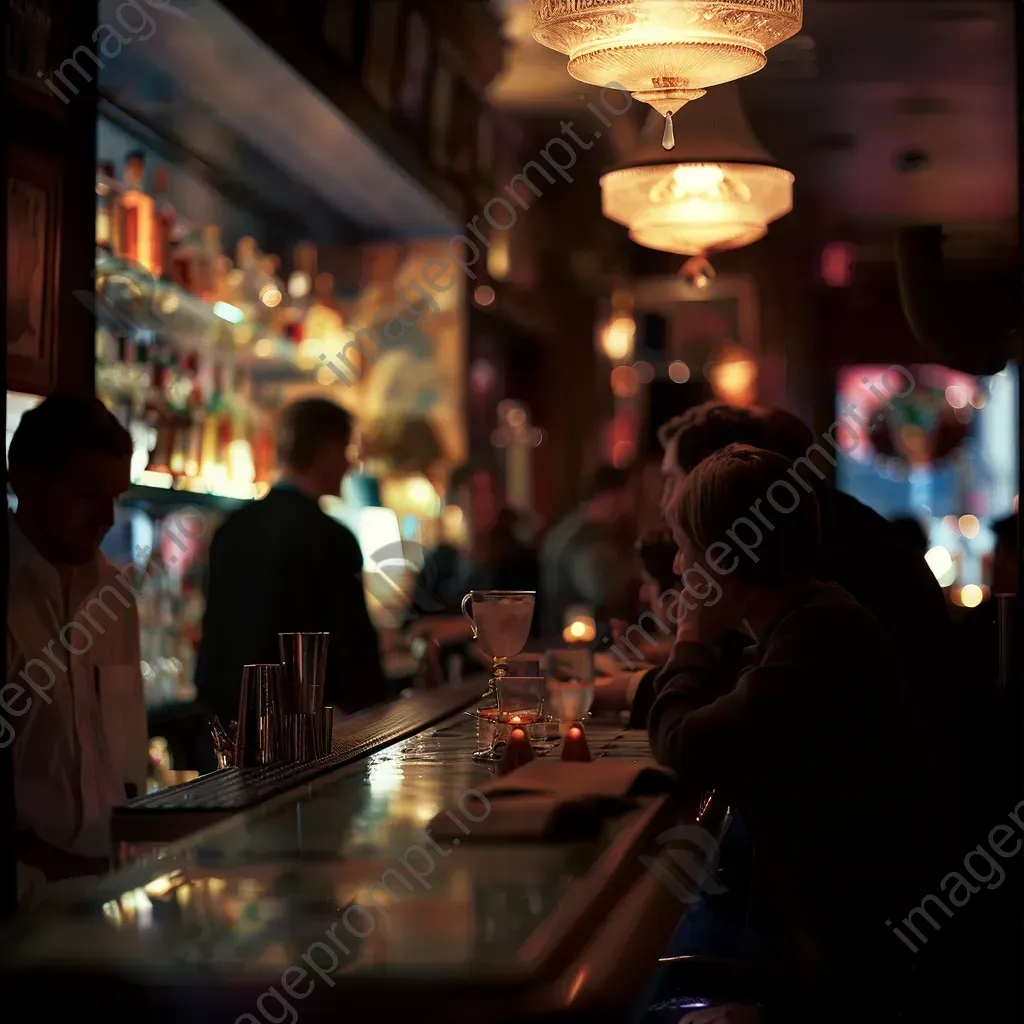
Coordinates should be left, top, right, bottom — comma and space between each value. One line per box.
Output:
708, 345, 758, 407
598, 288, 636, 363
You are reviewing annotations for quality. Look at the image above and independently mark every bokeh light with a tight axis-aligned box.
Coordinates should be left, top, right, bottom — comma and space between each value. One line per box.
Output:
611, 364, 640, 398
958, 514, 980, 539
944, 385, 967, 409
668, 361, 691, 383
634, 360, 655, 384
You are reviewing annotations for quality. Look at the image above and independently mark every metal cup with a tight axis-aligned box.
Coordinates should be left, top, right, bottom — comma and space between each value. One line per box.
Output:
279, 632, 330, 715
235, 664, 284, 767
284, 714, 316, 762
317, 706, 336, 758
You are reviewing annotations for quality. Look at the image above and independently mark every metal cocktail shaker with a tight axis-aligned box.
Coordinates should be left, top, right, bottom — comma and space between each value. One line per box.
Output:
279, 632, 330, 714
234, 664, 285, 767
279, 633, 330, 761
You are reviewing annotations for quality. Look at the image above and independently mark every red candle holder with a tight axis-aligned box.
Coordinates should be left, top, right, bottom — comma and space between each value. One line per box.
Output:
499, 725, 535, 774
561, 722, 591, 762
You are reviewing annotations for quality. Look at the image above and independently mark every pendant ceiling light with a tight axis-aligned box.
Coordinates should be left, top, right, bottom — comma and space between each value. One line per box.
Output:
600, 82, 794, 257
531, 0, 802, 149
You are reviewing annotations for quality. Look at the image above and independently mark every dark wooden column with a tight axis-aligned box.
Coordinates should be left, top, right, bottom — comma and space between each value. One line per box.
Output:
6, 0, 98, 397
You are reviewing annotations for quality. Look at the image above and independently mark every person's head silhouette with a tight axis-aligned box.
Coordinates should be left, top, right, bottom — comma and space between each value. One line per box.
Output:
8, 394, 132, 566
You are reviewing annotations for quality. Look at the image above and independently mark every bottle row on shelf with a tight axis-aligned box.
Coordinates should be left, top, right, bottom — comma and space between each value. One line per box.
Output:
95, 151, 353, 377
95, 151, 362, 498
99, 333, 276, 498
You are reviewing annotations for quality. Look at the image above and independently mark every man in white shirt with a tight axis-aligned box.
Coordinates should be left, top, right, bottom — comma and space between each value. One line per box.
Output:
5, 395, 147, 903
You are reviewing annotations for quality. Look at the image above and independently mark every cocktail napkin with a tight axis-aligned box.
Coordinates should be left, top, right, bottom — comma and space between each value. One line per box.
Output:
429, 793, 632, 841
486, 758, 674, 799
428, 760, 676, 841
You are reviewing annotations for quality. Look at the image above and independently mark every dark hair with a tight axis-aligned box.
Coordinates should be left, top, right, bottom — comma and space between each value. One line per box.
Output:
636, 528, 679, 593
668, 443, 820, 585
583, 464, 630, 500
993, 513, 1018, 551
757, 407, 815, 462
658, 402, 771, 474
276, 398, 352, 472
449, 461, 496, 494
889, 516, 929, 555
8, 394, 132, 472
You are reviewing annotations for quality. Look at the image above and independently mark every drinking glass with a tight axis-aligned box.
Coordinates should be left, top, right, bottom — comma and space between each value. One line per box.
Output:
279, 632, 329, 714
546, 678, 596, 735
460, 590, 535, 689
235, 664, 285, 767
496, 676, 545, 724
470, 706, 506, 761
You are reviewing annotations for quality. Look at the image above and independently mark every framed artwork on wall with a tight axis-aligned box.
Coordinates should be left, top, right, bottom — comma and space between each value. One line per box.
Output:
7, 143, 62, 394
632, 274, 759, 362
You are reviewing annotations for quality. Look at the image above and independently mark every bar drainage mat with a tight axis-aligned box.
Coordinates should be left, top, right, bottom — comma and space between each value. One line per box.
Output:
116, 686, 482, 815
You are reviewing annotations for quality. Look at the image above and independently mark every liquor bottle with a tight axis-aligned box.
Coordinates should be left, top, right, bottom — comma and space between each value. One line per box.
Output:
121, 151, 157, 274
233, 236, 262, 306
152, 166, 177, 281
183, 353, 204, 480
96, 162, 120, 256
212, 255, 234, 304
195, 225, 224, 302
288, 241, 318, 310
145, 363, 174, 475
252, 412, 275, 485
257, 254, 285, 314
200, 365, 225, 480
172, 226, 199, 293
303, 273, 345, 366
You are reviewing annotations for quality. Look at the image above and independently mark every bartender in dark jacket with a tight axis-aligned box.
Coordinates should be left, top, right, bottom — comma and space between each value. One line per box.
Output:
195, 398, 393, 724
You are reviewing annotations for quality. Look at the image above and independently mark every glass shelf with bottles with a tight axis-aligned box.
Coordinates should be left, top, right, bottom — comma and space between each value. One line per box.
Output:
95, 154, 354, 501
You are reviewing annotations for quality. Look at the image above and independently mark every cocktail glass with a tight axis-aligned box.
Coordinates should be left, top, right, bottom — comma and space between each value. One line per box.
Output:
460, 590, 535, 692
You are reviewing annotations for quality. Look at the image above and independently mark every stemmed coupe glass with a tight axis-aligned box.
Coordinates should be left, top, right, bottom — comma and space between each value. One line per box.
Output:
460, 590, 536, 693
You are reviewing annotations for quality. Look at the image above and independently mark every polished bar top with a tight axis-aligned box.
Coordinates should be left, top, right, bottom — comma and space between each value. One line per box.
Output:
113, 685, 484, 842
2, 712, 682, 1021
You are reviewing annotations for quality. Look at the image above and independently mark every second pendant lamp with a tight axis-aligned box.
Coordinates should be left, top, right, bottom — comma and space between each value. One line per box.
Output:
599, 82, 794, 257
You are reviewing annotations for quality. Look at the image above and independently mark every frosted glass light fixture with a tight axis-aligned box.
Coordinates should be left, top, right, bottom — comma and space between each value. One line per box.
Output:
600, 83, 794, 256
531, 0, 803, 148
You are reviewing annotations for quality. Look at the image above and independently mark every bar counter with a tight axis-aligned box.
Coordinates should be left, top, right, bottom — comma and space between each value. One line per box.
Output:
1, 691, 704, 1023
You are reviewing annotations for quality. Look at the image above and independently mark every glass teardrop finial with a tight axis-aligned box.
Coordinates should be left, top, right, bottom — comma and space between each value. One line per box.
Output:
662, 113, 675, 150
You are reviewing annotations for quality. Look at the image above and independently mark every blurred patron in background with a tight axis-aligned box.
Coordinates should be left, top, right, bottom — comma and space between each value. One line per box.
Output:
406, 464, 539, 650
195, 399, 393, 724
7, 396, 147, 903
540, 465, 638, 637
413, 463, 538, 617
